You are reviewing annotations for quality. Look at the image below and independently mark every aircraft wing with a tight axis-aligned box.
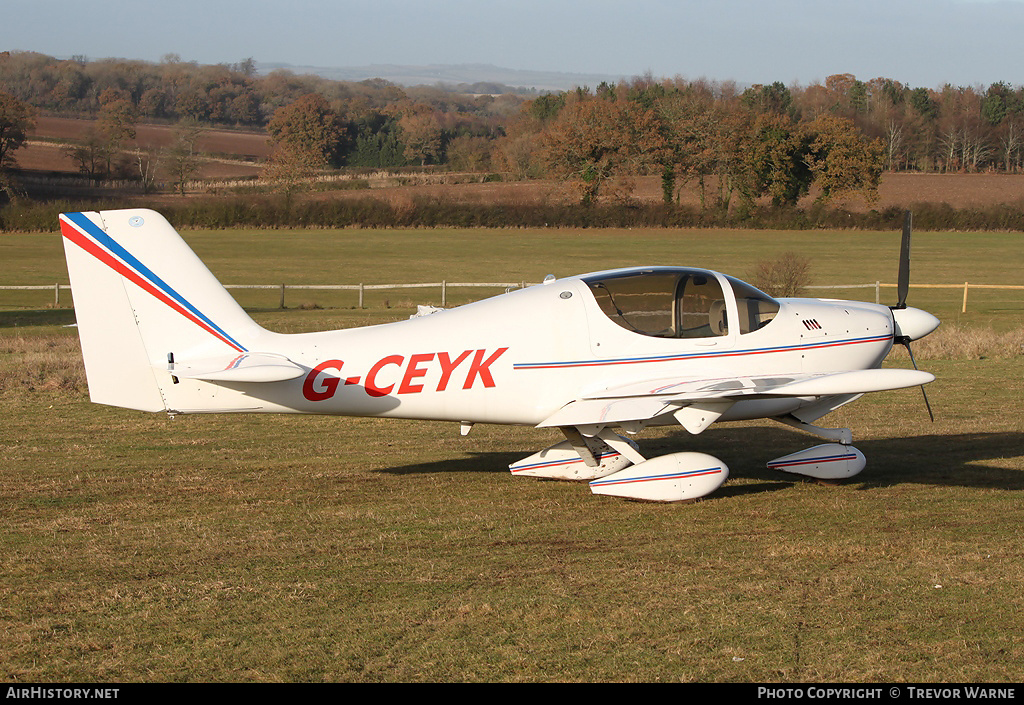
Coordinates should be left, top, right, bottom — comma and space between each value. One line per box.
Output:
538, 368, 934, 429
166, 352, 305, 383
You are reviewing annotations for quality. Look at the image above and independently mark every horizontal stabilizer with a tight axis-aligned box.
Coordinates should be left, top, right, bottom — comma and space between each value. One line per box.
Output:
168, 352, 305, 383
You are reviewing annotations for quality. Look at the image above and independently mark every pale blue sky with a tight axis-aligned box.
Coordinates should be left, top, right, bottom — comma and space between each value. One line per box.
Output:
5, 0, 1024, 88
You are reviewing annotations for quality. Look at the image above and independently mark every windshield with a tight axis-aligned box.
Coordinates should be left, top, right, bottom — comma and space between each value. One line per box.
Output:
727, 276, 780, 334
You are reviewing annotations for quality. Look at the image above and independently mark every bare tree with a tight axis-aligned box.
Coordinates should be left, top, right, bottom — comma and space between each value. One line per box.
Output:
134, 148, 160, 194
1000, 122, 1022, 173
960, 125, 992, 172
66, 129, 108, 179
166, 120, 204, 196
750, 252, 812, 298
261, 141, 321, 210
939, 126, 962, 172
885, 120, 904, 171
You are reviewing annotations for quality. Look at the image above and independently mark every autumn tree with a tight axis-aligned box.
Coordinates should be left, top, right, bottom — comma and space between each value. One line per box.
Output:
260, 93, 345, 204
720, 111, 814, 208
446, 135, 493, 171
654, 91, 723, 207
705, 107, 749, 210
492, 97, 556, 179
96, 94, 137, 176
801, 115, 885, 204
542, 96, 665, 205
398, 105, 443, 166
267, 93, 343, 167
493, 127, 542, 179
0, 91, 35, 199
0, 91, 35, 169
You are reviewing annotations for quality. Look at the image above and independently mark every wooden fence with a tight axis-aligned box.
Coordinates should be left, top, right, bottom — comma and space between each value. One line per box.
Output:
0, 281, 528, 310
3, 281, 1022, 313
804, 282, 1024, 313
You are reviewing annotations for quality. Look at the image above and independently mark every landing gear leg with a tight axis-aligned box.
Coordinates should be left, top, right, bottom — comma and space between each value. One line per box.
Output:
773, 414, 853, 445
506, 427, 638, 481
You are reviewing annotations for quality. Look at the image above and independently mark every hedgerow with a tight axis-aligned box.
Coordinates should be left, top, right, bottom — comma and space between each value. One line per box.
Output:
4, 195, 1024, 232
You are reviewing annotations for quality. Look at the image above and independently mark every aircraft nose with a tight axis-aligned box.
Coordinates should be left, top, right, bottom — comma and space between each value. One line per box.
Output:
892, 306, 940, 342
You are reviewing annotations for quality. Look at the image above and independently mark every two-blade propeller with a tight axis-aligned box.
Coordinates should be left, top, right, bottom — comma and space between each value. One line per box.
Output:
896, 211, 912, 310
890, 211, 934, 421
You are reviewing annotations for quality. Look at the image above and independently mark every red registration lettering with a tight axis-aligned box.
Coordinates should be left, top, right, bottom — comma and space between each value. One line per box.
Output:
436, 350, 471, 391
307, 348, 509, 401
398, 353, 434, 394
463, 347, 508, 389
365, 355, 404, 397
303, 360, 344, 401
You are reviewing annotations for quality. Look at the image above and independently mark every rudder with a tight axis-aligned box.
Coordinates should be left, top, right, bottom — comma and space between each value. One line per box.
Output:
60, 209, 263, 411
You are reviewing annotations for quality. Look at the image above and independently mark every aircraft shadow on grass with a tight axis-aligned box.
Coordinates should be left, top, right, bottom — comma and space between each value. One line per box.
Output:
377, 425, 1024, 496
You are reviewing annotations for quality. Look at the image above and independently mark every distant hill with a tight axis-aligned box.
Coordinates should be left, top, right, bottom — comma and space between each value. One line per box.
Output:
255, 62, 626, 93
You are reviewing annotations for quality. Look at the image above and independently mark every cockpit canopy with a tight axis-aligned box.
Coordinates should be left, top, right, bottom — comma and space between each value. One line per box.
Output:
583, 268, 780, 339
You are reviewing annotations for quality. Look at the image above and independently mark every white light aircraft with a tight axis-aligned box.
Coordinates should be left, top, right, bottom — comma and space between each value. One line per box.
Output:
59, 209, 939, 502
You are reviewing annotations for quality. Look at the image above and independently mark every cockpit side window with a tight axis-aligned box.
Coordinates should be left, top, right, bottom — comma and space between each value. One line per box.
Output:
585, 270, 728, 339
677, 273, 727, 338
727, 276, 780, 334
588, 272, 678, 337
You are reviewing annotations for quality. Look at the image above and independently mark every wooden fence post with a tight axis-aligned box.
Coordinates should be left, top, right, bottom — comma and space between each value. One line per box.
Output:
962, 282, 969, 313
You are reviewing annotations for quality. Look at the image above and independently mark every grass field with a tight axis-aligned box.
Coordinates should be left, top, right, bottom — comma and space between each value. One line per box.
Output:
2, 225, 1023, 682
4, 225, 1024, 322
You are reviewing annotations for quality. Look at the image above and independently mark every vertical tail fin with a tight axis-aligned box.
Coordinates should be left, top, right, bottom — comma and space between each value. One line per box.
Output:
59, 209, 263, 411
